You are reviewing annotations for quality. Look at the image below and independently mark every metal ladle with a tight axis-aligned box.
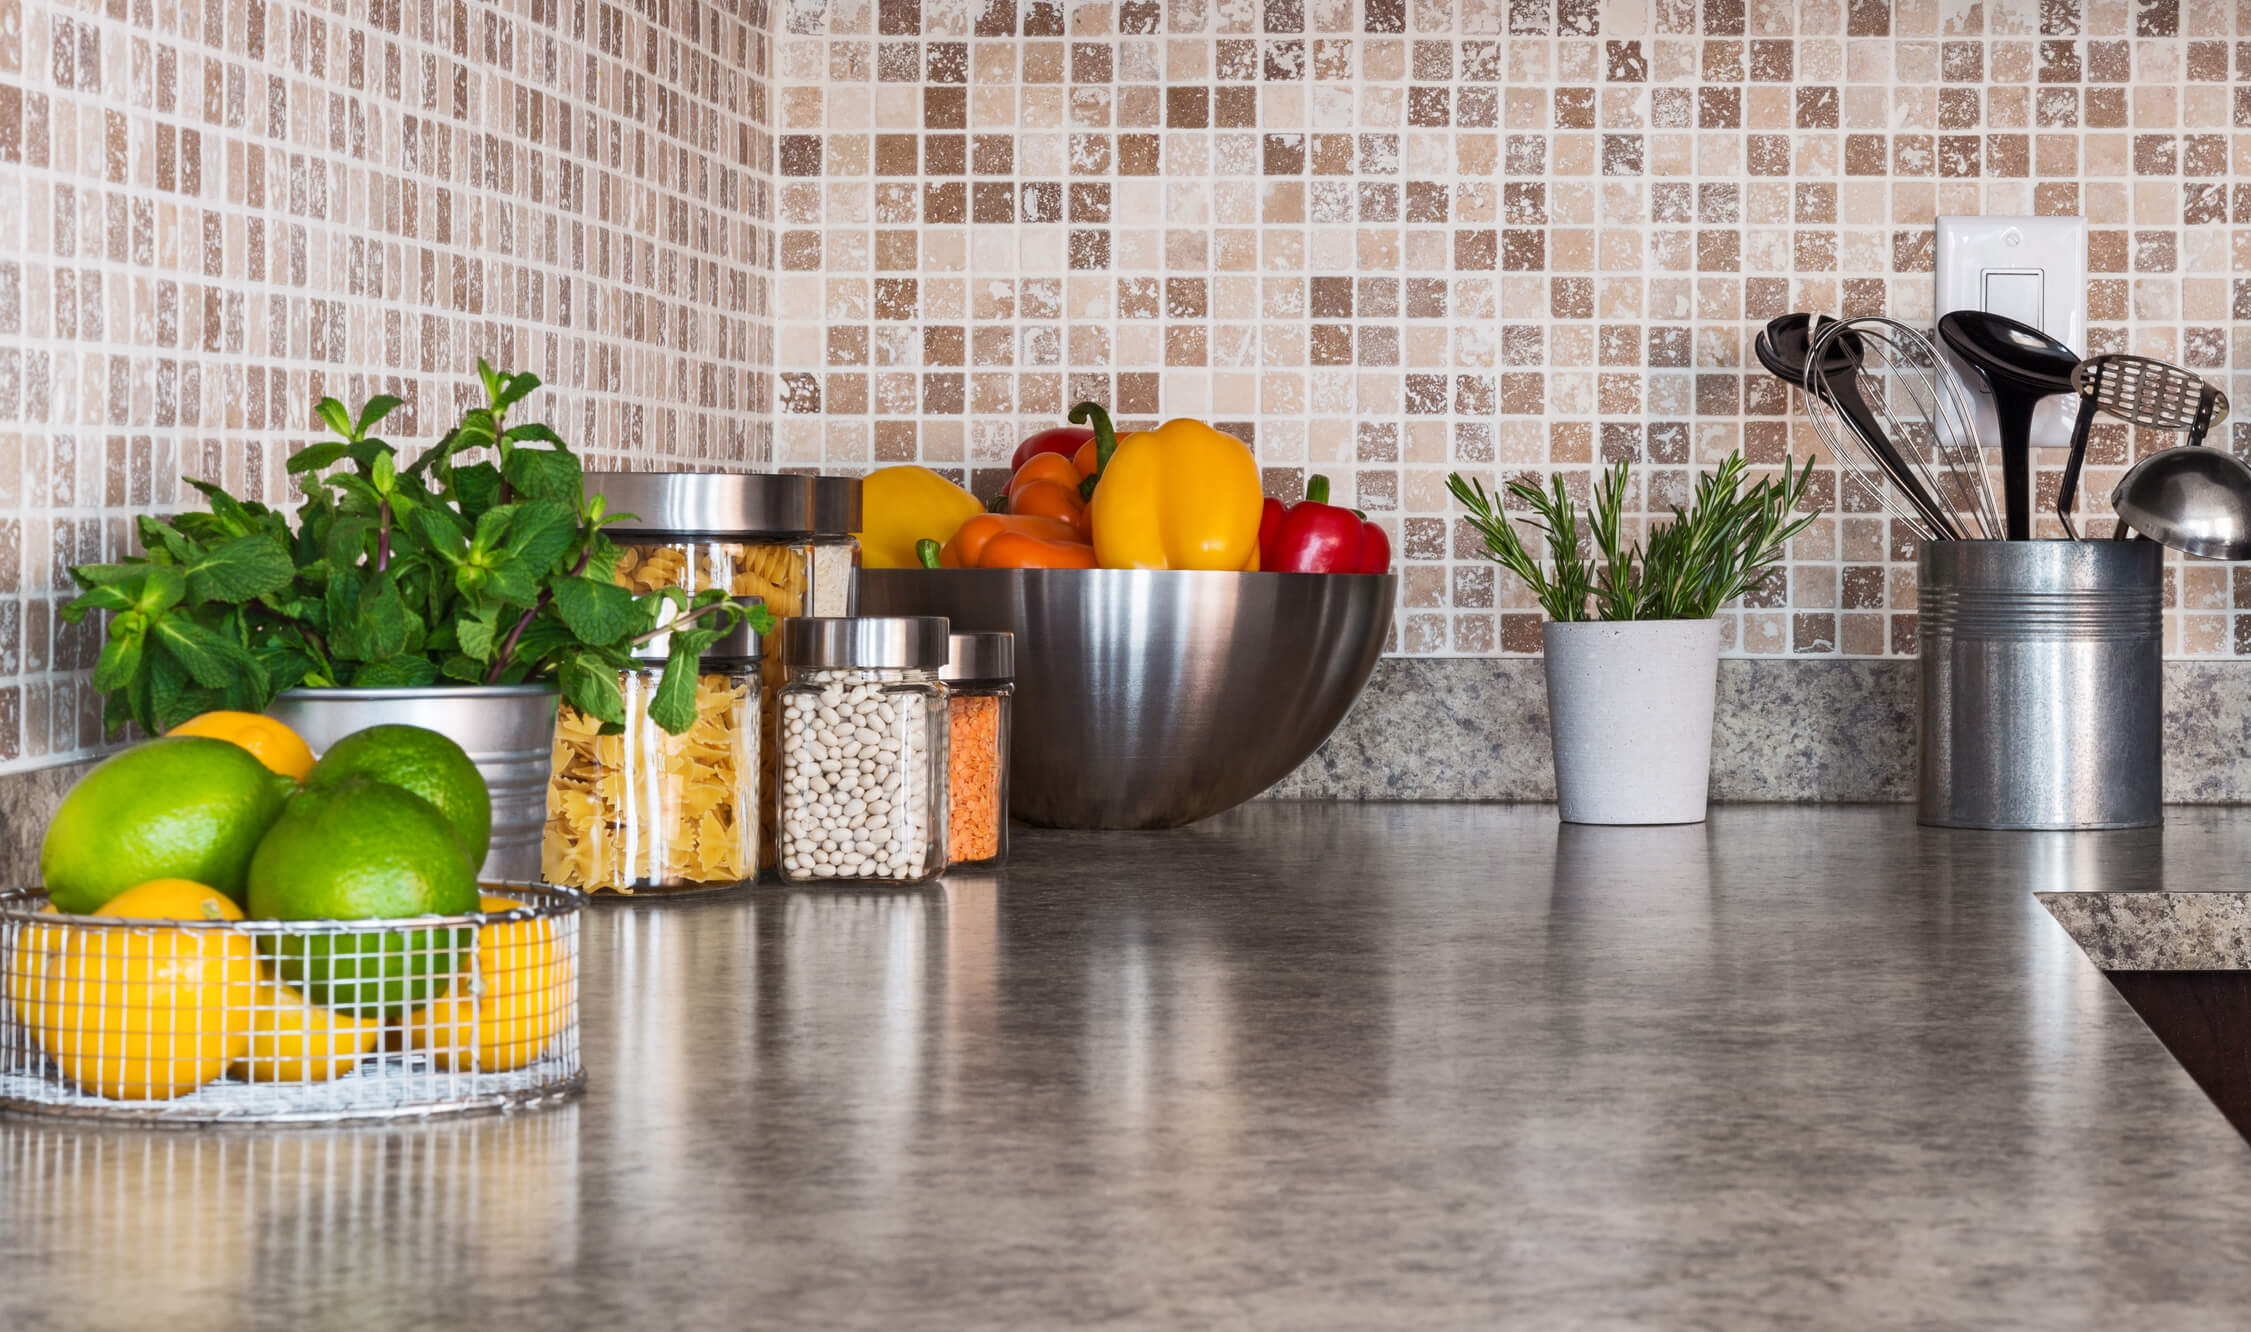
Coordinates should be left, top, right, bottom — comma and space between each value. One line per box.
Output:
2110, 446, 2251, 560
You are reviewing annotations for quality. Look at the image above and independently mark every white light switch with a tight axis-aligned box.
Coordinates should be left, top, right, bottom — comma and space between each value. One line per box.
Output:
1981, 270, 2044, 328
1935, 216, 2087, 449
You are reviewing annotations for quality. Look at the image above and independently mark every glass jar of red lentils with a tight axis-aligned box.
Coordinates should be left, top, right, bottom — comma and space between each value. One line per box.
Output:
937, 631, 1012, 868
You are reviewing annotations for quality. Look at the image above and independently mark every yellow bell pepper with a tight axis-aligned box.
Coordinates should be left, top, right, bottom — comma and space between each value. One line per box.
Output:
856, 465, 986, 569
1088, 419, 1265, 570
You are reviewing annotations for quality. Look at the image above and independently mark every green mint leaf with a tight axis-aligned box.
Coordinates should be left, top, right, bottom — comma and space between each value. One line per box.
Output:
183, 534, 294, 605
560, 652, 626, 726
452, 461, 504, 516
91, 622, 145, 692
253, 642, 317, 696
324, 573, 364, 658
481, 559, 542, 609
138, 565, 188, 616
287, 442, 349, 475
477, 360, 505, 406
470, 506, 514, 554
152, 614, 268, 692
330, 472, 384, 513
503, 421, 564, 446
550, 573, 637, 646
136, 516, 197, 562
326, 515, 373, 570
183, 478, 258, 536
495, 371, 542, 410
67, 561, 151, 591
350, 656, 439, 687
314, 397, 355, 439
502, 448, 582, 504
505, 613, 580, 671
357, 572, 414, 660
61, 581, 137, 622
456, 604, 503, 660
147, 648, 212, 733
357, 394, 404, 436
502, 499, 579, 572
438, 653, 485, 683
647, 639, 701, 735
371, 447, 397, 493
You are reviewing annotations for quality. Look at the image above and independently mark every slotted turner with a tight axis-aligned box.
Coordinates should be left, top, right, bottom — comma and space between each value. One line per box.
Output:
2056, 354, 2229, 540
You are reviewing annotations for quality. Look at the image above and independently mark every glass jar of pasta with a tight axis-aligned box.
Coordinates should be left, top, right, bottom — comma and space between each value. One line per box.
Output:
583, 471, 863, 871
776, 617, 951, 885
542, 598, 766, 894
938, 632, 1012, 868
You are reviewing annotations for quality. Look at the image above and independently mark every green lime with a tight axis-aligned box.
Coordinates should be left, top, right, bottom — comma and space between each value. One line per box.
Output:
41, 737, 292, 913
246, 776, 481, 1015
304, 724, 491, 864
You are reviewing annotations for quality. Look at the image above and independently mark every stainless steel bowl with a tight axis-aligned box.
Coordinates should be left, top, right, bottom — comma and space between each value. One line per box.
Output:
858, 569, 1395, 829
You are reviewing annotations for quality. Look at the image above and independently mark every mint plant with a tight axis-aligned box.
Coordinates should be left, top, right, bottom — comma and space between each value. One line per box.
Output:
64, 362, 768, 738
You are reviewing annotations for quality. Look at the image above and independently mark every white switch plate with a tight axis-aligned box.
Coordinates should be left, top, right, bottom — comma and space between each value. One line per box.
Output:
1934, 215, 2086, 449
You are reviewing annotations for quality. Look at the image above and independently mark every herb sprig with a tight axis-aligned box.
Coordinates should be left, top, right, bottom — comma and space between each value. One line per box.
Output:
64, 363, 771, 739
1447, 453, 1820, 622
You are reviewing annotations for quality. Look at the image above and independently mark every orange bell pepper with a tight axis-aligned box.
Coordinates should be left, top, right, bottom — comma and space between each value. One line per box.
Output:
918, 527, 1094, 570
936, 513, 1085, 568
975, 531, 1097, 569
1000, 451, 1093, 538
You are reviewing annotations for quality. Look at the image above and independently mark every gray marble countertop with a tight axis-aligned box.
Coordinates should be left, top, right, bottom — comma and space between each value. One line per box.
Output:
2039, 890, 2251, 971
6, 803, 2251, 1328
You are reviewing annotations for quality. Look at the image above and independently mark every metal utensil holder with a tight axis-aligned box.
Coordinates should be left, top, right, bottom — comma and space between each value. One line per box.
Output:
1918, 540, 2162, 830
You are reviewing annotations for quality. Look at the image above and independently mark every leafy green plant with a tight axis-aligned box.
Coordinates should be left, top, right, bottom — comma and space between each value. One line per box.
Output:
63, 362, 771, 739
1447, 453, 1821, 622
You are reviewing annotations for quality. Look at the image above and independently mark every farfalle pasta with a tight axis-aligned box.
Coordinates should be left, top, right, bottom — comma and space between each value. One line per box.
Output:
604, 540, 850, 870
541, 673, 758, 892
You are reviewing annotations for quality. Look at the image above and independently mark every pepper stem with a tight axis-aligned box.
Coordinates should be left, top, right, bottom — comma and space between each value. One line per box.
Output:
915, 538, 943, 569
1069, 401, 1120, 500
1307, 474, 1331, 505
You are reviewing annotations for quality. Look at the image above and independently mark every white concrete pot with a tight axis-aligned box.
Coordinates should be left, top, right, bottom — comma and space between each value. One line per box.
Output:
1541, 618, 1722, 826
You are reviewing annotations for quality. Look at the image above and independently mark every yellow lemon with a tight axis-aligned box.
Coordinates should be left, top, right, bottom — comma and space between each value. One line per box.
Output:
41, 880, 256, 1100
5, 904, 62, 1046
228, 974, 384, 1083
407, 895, 569, 1074
167, 711, 317, 782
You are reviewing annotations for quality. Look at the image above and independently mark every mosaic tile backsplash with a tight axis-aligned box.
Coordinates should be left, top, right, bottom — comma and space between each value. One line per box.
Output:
7, 0, 2251, 771
0, 0, 776, 768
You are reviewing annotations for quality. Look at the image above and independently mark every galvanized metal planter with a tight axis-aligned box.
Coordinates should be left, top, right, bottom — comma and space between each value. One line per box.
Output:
265, 685, 562, 882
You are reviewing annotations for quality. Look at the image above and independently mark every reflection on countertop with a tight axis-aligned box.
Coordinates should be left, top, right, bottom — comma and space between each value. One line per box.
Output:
5, 804, 2251, 1327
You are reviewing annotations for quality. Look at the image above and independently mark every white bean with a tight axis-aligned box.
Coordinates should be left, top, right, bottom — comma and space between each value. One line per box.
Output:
778, 668, 939, 882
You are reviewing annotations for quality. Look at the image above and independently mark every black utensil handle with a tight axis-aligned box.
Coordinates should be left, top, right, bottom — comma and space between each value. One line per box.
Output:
1995, 404, 2033, 541
2187, 387, 2220, 448
2057, 393, 2100, 536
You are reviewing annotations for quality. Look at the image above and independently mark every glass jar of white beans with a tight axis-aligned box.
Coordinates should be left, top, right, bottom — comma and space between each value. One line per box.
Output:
775, 617, 951, 885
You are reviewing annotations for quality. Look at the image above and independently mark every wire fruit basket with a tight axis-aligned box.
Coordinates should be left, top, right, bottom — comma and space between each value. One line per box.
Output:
0, 884, 583, 1125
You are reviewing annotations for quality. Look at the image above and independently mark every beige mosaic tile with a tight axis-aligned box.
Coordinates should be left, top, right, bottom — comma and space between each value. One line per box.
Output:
0, 0, 776, 768
769, 0, 2251, 668
6, 0, 2251, 770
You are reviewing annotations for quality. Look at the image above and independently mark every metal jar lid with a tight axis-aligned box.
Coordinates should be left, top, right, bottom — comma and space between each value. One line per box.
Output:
938, 631, 1014, 683
632, 596, 767, 665
807, 475, 863, 534
781, 616, 949, 670
585, 471, 863, 538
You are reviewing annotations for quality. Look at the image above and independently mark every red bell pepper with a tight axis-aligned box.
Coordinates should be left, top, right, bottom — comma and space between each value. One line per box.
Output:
1258, 475, 1391, 574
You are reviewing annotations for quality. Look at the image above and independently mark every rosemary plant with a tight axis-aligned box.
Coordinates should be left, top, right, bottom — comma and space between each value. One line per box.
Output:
1446, 453, 1821, 622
